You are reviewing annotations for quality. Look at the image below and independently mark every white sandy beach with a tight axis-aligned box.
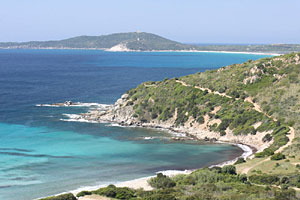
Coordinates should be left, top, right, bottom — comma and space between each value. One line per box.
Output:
70, 142, 253, 200
105, 48, 281, 56
0, 46, 280, 56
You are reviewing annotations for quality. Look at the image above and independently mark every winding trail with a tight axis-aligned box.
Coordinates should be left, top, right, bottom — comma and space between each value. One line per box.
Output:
175, 80, 295, 174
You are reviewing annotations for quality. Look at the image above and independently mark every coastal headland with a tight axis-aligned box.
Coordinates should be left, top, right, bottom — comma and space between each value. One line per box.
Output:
1, 32, 300, 54
40, 52, 300, 200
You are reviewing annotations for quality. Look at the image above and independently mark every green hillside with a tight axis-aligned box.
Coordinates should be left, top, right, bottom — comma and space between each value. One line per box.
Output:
0, 32, 195, 51
125, 53, 300, 158
1, 32, 300, 53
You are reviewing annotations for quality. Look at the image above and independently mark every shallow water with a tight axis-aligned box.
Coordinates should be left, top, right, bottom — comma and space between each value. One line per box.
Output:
0, 49, 270, 200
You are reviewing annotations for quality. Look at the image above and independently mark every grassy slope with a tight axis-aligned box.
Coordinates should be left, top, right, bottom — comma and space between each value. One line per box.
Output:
123, 52, 300, 180
127, 53, 300, 158
180, 53, 300, 155
75, 167, 299, 200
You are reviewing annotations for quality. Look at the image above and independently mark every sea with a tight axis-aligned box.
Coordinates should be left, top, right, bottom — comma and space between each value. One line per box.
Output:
0, 49, 271, 200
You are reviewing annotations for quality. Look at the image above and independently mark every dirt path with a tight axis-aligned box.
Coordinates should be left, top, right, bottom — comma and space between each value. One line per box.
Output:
275, 127, 295, 154
176, 80, 295, 174
175, 80, 232, 98
241, 157, 270, 174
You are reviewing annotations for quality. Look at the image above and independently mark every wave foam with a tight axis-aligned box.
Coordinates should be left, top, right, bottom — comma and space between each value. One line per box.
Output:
36, 102, 112, 109
60, 114, 99, 123
210, 143, 253, 168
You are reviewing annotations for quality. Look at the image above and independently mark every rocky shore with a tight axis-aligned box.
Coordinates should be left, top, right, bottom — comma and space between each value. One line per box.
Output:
77, 93, 272, 154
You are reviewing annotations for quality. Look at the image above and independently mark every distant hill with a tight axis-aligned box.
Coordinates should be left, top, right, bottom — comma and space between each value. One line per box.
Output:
0, 32, 196, 51
1, 32, 300, 53
192, 43, 300, 54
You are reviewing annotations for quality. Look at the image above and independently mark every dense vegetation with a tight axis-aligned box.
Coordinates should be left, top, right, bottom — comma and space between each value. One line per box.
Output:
73, 166, 299, 200
180, 53, 300, 156
126, 58, 297, 157
120, 53, 300, 159
40, 193, 77, 200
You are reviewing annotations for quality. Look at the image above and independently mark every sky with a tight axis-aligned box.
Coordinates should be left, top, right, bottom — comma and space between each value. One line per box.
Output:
0, 0, 299, 44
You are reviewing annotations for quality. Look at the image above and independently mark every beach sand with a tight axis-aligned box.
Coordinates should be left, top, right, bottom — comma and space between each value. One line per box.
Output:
76, 170, 192, 200
115, 176, 153, 191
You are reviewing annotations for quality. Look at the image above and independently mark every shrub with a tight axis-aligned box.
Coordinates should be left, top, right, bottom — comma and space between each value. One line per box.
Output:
222, 165, 236, 175
234, 157, 246, 165
262, 134, 272, 142
76, 191, 92, 197
238, 174, 248, 183
148, 173, 176, 189
220, 130, 226, 136
275, 189, 296, 200
151, 113, 158, 119
249, 174, 279, 185
218, 119, 231, 131
93, 185, 136, 199
281, 177, 289, 184
271, 153, 286, 160
144, 193, 176, 200
40, 193, 77, 200
197, 116, 204, 124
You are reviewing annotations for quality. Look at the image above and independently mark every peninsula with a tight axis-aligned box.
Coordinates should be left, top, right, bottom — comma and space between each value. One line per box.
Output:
1, 32, 300, 54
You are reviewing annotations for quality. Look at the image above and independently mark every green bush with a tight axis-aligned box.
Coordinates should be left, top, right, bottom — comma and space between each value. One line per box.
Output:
249, 174, 279, 185
143, 193, 176, 200
234, 157, 246, 165
40, 193, 77, 200
93, 184, 136, 199
222, 165, 236, 175
271, 153, 286, 160
148, 173, 176, 189
76, 191, 92, 197
238, 174, 248, 183
262, 134, 272, 142
274, 189, 296, 200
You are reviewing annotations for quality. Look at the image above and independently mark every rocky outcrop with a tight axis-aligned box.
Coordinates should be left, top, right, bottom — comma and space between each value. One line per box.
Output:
80, 93, 273, 152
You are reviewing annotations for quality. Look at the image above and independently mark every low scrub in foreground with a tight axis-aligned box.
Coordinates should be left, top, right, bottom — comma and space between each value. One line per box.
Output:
73, 166, 298, 200
40, 193, 77, 200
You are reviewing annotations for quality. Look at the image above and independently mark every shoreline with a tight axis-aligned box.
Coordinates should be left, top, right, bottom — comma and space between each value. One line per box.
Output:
36, 115, 254, 199
0, 47, 281, 56
38, 96, 259, 199
70, 142, 251, 198
106, 49, 281, 56
63, 118, 254, 198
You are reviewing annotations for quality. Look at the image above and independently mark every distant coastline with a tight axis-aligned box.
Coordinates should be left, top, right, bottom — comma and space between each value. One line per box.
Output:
0, 47, 281, 56
1, 32, 297, 55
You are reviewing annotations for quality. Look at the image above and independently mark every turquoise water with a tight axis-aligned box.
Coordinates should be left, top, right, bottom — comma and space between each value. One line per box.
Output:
0, 49, 271, 199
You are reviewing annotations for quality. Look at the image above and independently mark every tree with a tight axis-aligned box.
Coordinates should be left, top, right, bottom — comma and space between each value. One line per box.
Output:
222, 165, 236, 175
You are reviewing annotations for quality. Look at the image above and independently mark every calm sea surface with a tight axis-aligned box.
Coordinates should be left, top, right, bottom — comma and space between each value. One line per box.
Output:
0, 49, 271, 200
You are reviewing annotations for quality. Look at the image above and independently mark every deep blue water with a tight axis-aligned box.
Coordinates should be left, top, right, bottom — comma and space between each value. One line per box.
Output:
0, 49, 271, 200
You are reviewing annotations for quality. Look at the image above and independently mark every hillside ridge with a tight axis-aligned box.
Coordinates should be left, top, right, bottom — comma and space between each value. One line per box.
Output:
0, 32, 196, 51
1, 32, 300, 53
79, 52, 300, 161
